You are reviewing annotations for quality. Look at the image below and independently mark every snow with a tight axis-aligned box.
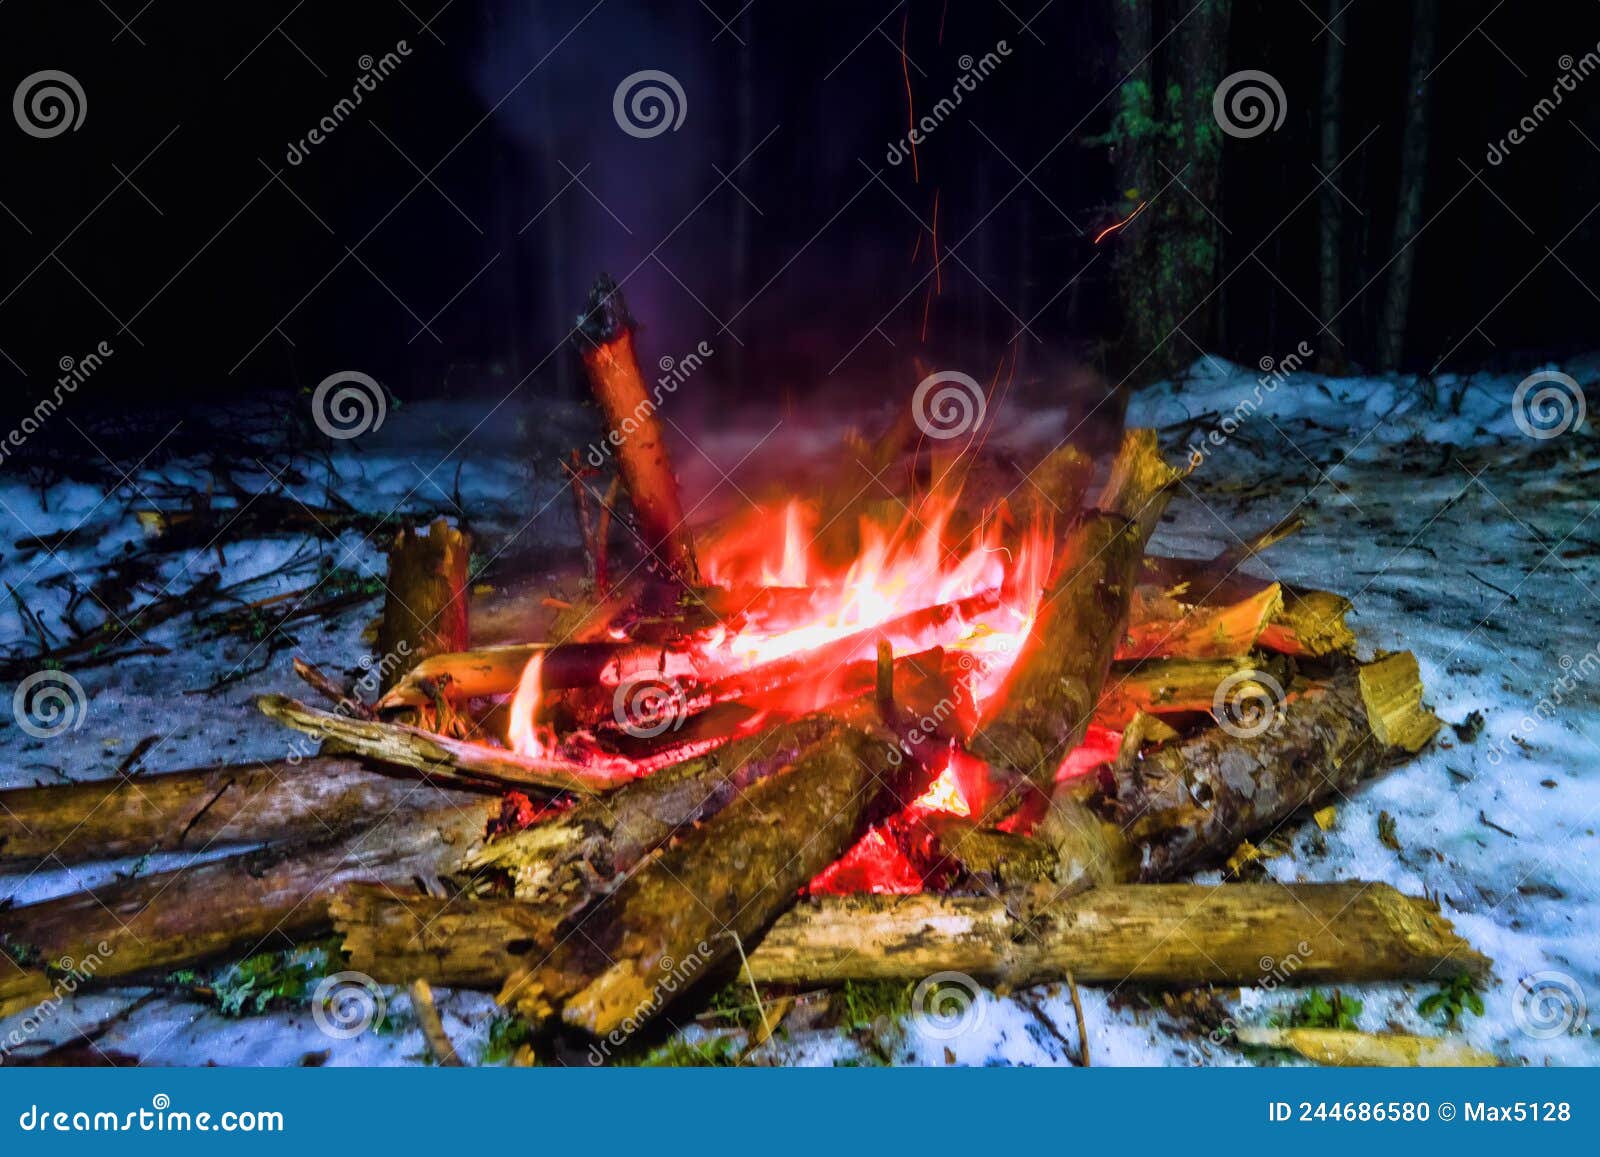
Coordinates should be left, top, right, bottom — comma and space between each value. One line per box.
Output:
3, 357, 1598, 1066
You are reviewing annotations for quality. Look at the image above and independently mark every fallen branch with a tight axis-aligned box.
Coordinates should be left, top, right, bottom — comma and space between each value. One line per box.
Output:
256, 694, 636, 795
0, 756, 433, 867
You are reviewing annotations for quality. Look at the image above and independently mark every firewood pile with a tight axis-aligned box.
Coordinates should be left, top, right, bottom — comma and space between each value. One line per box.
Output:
0, 280, 1489, 1065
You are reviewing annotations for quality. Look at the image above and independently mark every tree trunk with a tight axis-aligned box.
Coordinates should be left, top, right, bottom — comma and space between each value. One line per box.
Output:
1317, 0, 1348, 366
1376, 0, 1440, 371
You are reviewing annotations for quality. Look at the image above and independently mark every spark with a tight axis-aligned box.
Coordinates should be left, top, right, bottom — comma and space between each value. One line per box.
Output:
1094, 200, 1147, 244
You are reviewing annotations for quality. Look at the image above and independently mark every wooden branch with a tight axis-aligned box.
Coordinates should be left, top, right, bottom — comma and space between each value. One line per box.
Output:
743, 883, 1489, 987
0, 756, 439, 867
376, 517, 471, 691
409, 979, 463, 1066
256, 694, 636, 795
577, 275, 701, 584
0, 796, 495, 1020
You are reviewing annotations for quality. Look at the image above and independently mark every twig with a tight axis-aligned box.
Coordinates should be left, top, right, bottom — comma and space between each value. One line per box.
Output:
409, 979, 463, 1066
1465, 570, 1518, 604
1065, 970, 1090, 1067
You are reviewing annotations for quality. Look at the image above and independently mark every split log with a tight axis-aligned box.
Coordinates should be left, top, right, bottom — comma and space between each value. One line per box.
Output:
376, 517, 471, 692
0, 795, 495, 1020
1094, 655, 1290, 728
1043, 652, 1439, 885
744, 883, 1490, 987
326, 882, 1488, 997
577, 275, 701, 585
1097, 428, 1187, 545
1144, 555, 1355, 658
0, 756, 439, 867
1118, 582, 1283, 660
257, 694, 636, 795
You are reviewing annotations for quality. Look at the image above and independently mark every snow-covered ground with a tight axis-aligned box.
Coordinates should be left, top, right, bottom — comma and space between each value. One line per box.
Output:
2, 357, 1597, 1066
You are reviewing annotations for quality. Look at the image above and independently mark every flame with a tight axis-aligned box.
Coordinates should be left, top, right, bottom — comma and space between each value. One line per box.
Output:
509, 473, 1054, 764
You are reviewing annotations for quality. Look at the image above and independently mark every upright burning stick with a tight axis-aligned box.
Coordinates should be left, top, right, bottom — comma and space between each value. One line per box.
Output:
576, 275, 701, 585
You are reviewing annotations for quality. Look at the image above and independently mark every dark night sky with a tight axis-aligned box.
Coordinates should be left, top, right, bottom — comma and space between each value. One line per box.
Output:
1, 0, 1597, 431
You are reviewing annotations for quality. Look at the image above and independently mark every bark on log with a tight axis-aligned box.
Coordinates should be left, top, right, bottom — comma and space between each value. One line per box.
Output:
745, 883, 1489, 987
497, 719, 935, 1035
0, 795, 495, 1019
257, 694, 636, 795
376, 517, 471, 691
577, 276, 701, 585
1097, 428, 1187, 545
1043, 652, 1439, 885
0, 757, 440, 867
328, 882, 1488, 996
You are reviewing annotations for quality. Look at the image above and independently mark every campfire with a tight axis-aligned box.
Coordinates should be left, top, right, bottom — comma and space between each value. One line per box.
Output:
1, 279, 1488, 1064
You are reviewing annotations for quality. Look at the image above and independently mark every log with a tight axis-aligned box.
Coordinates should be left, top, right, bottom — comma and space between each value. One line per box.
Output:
1118, 582, 1283, 660
256, 694, 637, 795
1234, 1027, 1499, 1067
1094, 655, 1290, 728
326, 882, 1489, 997
497, 719, 935, 1036
1144, 555, 1356, 658
0, 795, 496, 1019
744, 883, 1490, 987
1097, 428, 1187, 545
0, 756, 442, 867
967, 513, 1142, 793
1043, 652, 1440, 885
376, 517, 471, 691
577, 275, 701, 585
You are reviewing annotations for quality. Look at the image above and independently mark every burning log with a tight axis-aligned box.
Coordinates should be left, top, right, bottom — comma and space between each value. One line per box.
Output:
743, 883, 1489, 988
0, 796, 494, 1019
490, 653, 961, 1035
376, 518, 471, 691
1043, 652, 1439, 885
967, 429, 1182, 795
577, 275, 701, 585
256, 694, 637, 795
0, 756, 434, 867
